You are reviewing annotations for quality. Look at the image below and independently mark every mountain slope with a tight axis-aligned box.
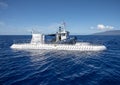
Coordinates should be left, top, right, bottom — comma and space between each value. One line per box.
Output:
93, 30, 120, 35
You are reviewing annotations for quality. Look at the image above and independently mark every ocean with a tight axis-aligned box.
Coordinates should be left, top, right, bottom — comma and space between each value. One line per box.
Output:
0, 35, 120, 85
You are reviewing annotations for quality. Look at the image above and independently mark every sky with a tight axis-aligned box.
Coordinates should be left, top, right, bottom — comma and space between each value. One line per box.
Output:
0, 0, 120, 35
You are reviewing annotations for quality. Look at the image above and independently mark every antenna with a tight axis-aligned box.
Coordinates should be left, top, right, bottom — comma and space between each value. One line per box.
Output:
31, 29, 34, 34
62, 21, 66, 31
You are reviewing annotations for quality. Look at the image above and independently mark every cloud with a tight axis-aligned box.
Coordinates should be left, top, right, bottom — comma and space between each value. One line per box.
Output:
0, 2, 8, 9
97, 24, 114, 30
25, 23, 61, 34
91, 24, 114, 31
47, 23, 60, 29
105, 25, 114, 30
90, 26, 94, 29
0, 21, 5, 26
97, 24, 105, 30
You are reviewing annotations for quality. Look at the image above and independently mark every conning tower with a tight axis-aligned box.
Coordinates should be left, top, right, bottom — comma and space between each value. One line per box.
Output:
56, 23, 69, 42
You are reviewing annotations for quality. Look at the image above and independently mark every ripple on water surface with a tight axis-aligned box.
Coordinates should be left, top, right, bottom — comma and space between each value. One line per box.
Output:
0, 35, 120, 85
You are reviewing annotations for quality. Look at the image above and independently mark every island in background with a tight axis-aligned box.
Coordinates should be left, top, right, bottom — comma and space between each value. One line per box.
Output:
92, 30, 120, 35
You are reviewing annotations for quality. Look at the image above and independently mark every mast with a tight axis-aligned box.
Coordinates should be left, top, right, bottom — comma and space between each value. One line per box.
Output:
62, 21, 66, 32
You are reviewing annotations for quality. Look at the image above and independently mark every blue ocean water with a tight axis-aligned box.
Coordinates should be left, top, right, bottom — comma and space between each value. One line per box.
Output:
0, 35, 120, 85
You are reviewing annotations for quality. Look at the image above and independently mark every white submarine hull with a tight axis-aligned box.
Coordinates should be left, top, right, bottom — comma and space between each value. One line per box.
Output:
10, 23, 107, 51
10, 43, 106, 51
